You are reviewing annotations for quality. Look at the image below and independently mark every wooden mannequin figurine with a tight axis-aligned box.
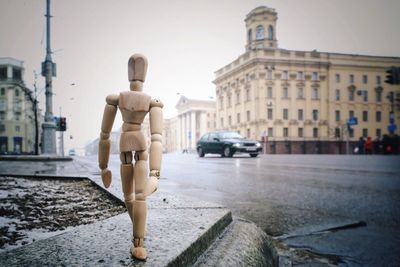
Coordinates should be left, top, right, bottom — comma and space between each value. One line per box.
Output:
98, 54, 163, 260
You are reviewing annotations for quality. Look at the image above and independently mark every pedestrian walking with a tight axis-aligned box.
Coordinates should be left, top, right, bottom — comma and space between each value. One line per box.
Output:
357, 137, 365, 154
365, 136, 373, 155
373, 136, 381, 154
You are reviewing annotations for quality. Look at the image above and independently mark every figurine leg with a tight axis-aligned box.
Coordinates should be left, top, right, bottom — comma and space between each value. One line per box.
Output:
120, 152, 135, 222
131, 150, 148, 260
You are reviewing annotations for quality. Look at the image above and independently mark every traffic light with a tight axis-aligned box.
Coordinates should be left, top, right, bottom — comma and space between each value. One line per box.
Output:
385, 66, 400, 85
60, 117, 67, 131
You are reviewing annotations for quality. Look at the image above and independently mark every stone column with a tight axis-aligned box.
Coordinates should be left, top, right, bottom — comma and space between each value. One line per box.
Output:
177, 115, 182, 151
191, 111, 196, 149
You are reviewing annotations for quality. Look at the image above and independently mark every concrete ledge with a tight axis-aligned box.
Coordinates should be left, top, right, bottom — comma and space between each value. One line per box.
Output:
0, 155, 73, 161
0, 174, 233, 266
0, 209, 232, 266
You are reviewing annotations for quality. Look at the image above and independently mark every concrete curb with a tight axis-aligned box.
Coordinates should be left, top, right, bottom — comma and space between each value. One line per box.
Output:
0, 174, 234, 266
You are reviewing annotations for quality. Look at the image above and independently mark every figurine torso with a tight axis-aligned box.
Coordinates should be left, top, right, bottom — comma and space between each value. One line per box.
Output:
118, 91, 151, 152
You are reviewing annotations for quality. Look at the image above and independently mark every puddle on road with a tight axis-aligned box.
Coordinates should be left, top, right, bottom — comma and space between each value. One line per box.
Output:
0, 176, 126, 252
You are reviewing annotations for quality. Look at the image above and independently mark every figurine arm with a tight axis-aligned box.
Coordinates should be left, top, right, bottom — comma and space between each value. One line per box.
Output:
98, 94, 119, 188
142, 98, 163, 197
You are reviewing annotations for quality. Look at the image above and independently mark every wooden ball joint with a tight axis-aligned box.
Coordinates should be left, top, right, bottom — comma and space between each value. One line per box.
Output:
98, 54, 163, 260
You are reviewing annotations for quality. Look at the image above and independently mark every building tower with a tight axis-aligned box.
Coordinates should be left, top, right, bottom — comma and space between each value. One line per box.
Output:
245, 6, 278, 51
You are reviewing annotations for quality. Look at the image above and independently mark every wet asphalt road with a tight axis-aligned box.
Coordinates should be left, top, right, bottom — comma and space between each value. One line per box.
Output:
79, 153, 400, 266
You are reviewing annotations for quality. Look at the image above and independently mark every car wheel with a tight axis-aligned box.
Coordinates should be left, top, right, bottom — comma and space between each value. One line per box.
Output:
250, 153, 258, 158
223, 146, 233, 157
197, 147, 205, 157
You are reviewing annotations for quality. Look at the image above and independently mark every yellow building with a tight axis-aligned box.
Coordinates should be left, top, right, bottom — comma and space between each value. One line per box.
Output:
214, 6, 400, 154
0, 58, 41, 154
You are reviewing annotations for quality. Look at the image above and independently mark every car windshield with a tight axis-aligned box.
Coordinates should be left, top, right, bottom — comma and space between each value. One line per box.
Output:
220, 132, 243, 139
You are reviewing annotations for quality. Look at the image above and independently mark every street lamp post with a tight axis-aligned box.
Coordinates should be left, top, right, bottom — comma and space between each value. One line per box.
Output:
41, 0, 57, 154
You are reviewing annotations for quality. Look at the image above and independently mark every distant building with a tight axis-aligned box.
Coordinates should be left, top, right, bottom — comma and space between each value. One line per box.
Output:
174, 96, 216, 152
213, 6, 400, 154
0, 57, 42, 154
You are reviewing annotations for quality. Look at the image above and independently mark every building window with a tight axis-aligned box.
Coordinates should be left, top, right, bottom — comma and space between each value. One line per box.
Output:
335, 89, 340, 101
15, 89, 19, 97
349, 110, 355, 119
255, 25, 264, 40
297, 87, 304, 99
349, 90, 355, 101
335, 74, 340, 83
247, 128, 250, 138
227, 95, 231, 107
362, 128, 368, 138
236, 91, 240, 104
376, 129, 381, 138
312, 87, 319, 99
267, 70, 272, 80
267, 87, 273, 98
349, 74, 354, 84
363, 90, 368, 102
283, 127, 289, 137
363, 111, 368, 122
297, 71, 304, 80
268, 127, 273, 137
246, 89, 250, 101
376, 111, 381, 122
312, 109, 318, 121
247, 29, 252, 44
335, 128, 340, 138
237, 113, 241, 123
349, 128, 354, 138
282, 87, 289, 98
15, 114, 20, 121
267, 108, 273, 120
0, 88, 4, 95
0, 112, 5, 120
363, 75, 368, 84
246, 110, 250, 121
282, 70, 288, 80
228, 116, 232, 125
283, 108, 289, 120
312, 72, 318, 81
376, 90, 382, 102
376, 76, 381, 85
298, 127, 303, 138
335, 110, 341, 122
246, 73, 250, 82
0, 67, 7, 80
313, 128, 318, 138
268, 25, 274, 40
16, 125, 20, 132
13, 68, 22, 80
298, 109, 303, 121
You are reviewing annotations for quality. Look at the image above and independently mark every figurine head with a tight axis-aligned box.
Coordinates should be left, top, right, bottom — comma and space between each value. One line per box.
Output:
128, 54, 148, 91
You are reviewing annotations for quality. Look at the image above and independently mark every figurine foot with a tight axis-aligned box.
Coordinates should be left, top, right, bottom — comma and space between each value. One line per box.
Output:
131, 245, 147, 261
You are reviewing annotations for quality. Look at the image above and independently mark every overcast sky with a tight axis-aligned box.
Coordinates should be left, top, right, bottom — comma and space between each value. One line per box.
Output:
1, 0, 399, 151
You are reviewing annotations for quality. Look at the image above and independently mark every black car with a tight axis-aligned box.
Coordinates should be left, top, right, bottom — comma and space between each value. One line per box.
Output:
196, 131, 262, 158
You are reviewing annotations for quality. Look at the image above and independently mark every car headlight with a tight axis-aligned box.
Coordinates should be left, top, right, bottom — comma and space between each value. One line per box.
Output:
233, 143, 241, 147
256, 142, 261, 147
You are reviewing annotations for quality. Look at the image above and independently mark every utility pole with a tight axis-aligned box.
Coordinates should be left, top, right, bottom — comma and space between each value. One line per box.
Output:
41, 0, 57, 154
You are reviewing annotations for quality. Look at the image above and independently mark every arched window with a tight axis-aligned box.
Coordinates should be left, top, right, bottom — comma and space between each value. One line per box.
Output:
255, 25, 264, 40
247, 29, 252, 44
268, 25, 274, 40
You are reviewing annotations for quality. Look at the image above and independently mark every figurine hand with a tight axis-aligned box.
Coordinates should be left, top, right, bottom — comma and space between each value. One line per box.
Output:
101, 168, 112, 188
